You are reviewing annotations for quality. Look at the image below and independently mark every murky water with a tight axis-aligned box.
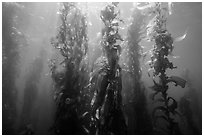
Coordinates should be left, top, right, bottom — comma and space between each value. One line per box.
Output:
2, 2, 202, 135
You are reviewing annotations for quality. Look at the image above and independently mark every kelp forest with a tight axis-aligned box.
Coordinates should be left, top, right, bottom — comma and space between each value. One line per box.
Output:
2, 2, 202, 135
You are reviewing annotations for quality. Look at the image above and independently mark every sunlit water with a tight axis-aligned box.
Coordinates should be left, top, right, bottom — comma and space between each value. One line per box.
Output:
2, 2, 202, 134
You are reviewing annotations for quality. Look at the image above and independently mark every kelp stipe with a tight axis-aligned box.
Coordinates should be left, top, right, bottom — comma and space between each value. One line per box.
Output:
137, 2, 186, 134
89, 2, 127, 134
50, 2, 88, 134
125, 5, 153, 134
19, 48, 45, 134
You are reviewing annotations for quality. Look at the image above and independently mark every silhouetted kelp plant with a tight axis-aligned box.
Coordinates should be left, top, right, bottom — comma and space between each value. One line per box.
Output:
89, 2, 127, 134
50, 2, 89, 134
48, 2, 191, 135
124, 5, 153, 134
18, 48, 46, 134
2, 2, 200, 135
136, 2, 187, 134
2, 3, 28, 134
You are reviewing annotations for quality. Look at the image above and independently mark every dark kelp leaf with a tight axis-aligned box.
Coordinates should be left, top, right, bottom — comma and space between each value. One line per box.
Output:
149, 91, 159, 100
167, 97, 178, 114
149, 79, 163, 92
167, 76, 186, 88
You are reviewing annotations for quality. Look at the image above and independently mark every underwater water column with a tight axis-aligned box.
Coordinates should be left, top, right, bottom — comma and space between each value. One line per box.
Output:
179, 69, 202, 134
2, 3, 28, 134
2, 2, 201, 135
125, 6, 153, 134
18, 48, 45, 134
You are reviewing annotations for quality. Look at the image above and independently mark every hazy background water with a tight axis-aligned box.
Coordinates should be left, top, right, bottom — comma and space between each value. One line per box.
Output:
2, 2, 202, 134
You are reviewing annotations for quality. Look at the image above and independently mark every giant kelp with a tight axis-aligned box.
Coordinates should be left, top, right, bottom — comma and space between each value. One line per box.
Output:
50, 2, 89, 134
18, 48, 46, 134
125, 5, 152, 134
89, 2, 127, 134
2, 2, 199, 135
2, 3, 28, 134
137, 2, 186, 134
